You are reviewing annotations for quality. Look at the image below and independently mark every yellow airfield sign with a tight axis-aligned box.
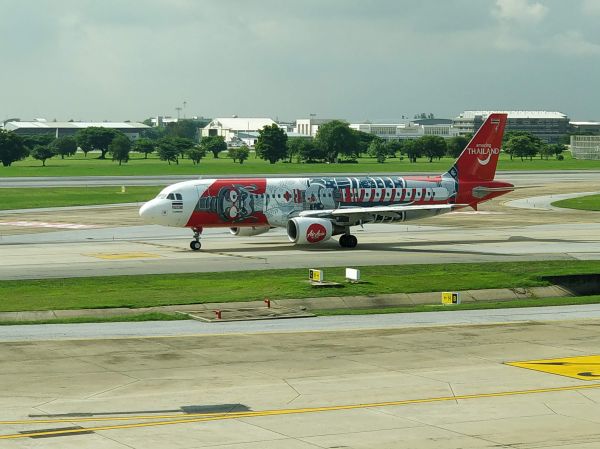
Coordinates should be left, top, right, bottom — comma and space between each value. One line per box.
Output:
507, 355, 600, 380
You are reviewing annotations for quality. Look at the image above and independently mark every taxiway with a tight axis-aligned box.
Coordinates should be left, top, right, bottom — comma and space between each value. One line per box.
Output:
1, 173, 600, 279
1, 313, 600, 448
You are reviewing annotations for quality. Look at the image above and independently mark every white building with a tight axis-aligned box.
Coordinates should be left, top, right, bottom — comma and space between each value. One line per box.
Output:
454, 111, 570, 143
349, 122, 458, 140
294, 118, 336, 137
150, 116, 179, 127
570, 121, 600, 134
201, 117, 278, 144
571, 135, 600, 160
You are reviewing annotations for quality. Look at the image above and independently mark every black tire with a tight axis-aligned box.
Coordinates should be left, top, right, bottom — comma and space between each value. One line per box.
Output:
339, 234, 357, 248
347, 235, 358, 248
339, 234, 348, 248
190, 240, 201, 251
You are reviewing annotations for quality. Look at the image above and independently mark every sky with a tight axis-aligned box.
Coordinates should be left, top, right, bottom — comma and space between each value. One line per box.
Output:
1, 0, 599, 123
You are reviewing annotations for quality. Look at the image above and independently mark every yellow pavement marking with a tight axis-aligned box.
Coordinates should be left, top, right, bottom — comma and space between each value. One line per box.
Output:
85, 252, 162, 260
507, 355, 600, 380
2, 382, 600, 440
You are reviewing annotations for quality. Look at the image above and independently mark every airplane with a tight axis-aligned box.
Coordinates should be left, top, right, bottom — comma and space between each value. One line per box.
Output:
139, 113, 512, 250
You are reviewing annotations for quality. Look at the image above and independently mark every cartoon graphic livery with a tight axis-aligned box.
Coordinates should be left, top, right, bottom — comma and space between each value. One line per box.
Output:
139, 113, 512, 249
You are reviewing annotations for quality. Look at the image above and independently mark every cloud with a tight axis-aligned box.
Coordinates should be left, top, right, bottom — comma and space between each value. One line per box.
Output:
548, 30, 600, 56
0, 0, 599, 121
582, 0, 600, 15
493, 0, 548, 24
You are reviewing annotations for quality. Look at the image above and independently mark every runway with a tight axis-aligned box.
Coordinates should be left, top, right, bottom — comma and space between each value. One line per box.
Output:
1, 172, 600, 447
1, 313, 600, 448
1, 172, 600, 279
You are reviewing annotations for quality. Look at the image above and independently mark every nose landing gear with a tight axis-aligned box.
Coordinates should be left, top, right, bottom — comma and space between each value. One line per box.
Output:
190, 227, 203, 251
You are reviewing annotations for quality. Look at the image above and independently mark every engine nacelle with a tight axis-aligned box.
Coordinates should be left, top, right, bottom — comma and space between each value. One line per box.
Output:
229, 226, 271, 237
287, 217, 334, 245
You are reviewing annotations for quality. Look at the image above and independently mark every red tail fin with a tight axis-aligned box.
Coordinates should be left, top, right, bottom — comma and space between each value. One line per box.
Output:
453, 113, 507, 182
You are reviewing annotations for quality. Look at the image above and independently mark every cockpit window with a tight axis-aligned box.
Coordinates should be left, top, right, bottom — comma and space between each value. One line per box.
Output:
157, 194, 167, 199
167, 193, 175, 200
175, 193, 182, 200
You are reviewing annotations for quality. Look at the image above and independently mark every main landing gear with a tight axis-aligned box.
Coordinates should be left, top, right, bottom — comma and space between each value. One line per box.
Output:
190, 227, 203, 251
339, 232, 357, 249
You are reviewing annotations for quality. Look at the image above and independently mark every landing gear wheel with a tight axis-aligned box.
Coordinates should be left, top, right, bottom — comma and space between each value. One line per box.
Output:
339, 234, 358, 248
190, 227, 203, 251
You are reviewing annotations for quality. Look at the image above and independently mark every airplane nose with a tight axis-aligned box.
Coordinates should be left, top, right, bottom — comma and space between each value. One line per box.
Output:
139, 201, 157, 223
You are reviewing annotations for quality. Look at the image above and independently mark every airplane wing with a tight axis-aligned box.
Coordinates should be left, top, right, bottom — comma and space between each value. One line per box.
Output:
298, 203, 468, 220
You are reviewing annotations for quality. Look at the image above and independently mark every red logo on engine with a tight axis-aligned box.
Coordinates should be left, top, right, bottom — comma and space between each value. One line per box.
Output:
306, 223, 327, 243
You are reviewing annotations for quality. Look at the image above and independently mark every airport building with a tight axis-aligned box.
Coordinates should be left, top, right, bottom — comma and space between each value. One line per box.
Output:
294, 118, 336, 137
350, 120, 458, 141
571, 135, 600, 160
200, 117, 278, 144
3, 120, 150, 140
453, 111, 570, 143
570, 121, 600, 134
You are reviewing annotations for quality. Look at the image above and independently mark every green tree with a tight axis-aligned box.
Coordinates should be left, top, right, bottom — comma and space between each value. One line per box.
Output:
51, 136, 77, 159
447, 135, 469, 158
297, 139, 325, 163
109, 134, 131, 165
385, 140, 403, 158
30, 145, 55, 166
170, 137, 196, 159
401, 139, 421, 163
255, 124, 288, 164
237, 145, 250, 164
502, 131, 543, 160
201, 135, 227, 158
315, 120, 358, 162
141, 125, 168, 141
165, 119, 203, 140
352, 129, 378, 157
228, 146, 239, 162
76, 127, 119, 159
133, 138, 156, 159
186, 145, 206, 165
367, 139, 386, 163
286, 137, 304, 163
415, 135, 447, 162
0, 130, 29, 166
505, 135, 538, 161
228, 146, 251, 164
550, 143, 566, 159
156, 137, 180, 165
22, 134, 54, 151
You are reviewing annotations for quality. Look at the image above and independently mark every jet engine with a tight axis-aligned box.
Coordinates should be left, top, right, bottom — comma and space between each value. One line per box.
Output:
287, 217, 335, 245
229, 226, 271, 237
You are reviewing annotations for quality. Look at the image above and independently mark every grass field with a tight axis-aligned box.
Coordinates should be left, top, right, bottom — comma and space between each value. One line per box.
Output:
315, 294, 600, 316
0, 186, 163, 210
552, 194, 600, 211
0, 312, 186, 326
1, 151, 599, 178
2, 260, 600, 312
